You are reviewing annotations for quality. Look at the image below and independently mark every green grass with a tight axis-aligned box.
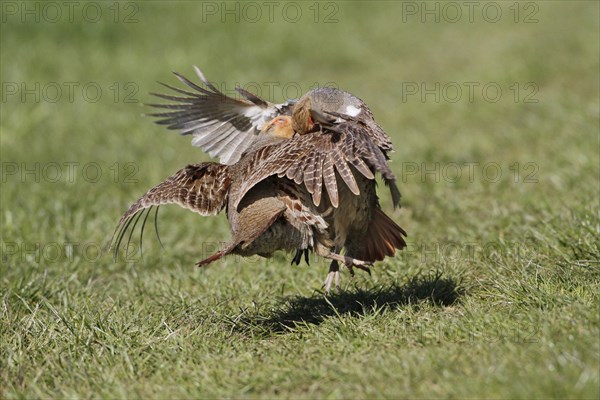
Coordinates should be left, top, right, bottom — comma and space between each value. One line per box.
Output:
1, 1, 599, 398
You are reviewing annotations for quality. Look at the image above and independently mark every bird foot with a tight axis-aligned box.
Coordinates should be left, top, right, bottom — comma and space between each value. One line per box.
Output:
322, 269, 341, 295
322, 252, 373, 295
322, 260, 341, 295
323, 251, 372, 269
320, 253, 372, 295
346, 264, 372, 277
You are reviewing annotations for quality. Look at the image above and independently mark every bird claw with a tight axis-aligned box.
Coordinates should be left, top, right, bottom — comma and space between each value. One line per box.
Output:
322, 260, 340, 295
291, 249, 302, 265
322, 269, 341, 295
347, 263, 372, 277
291, 249, 310, 266
321, 254, 372, 294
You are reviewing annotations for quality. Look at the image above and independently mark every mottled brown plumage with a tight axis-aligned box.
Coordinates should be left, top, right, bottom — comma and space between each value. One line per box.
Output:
115, 67, 407, 292
247, 115, 406, 291
112, 130, 374, 279
148, 68, 400, 206
116, 163, 230, 224
291, 96, 314, 134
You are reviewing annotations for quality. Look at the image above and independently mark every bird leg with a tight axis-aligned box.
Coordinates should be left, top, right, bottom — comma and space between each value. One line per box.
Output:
321, 251, 372, 268
321, 251, 372, 294
322, 260, 341, 295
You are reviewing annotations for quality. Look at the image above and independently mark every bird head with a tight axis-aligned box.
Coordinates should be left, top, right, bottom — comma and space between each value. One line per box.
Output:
261, 115, 294, 139
291, 96, 315, 134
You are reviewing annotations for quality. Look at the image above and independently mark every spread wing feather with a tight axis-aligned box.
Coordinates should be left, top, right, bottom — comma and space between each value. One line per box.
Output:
116, 163, 230, 227
233, 119, 400, 210
147, 66, 295, 165
312, 152, 324, 206
322, 155, 338, 207
349, 157, 375, 180
334, 149, 360, 196
111, 163, 231, 257
302, 151, 316, 194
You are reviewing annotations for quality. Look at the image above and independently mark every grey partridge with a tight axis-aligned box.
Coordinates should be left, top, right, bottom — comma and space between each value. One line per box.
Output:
116, 67, 407, 292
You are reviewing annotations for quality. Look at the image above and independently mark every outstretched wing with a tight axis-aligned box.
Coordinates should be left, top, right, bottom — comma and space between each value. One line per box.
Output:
235, 119, 400, 209
147, 66, 295, 165
111, 163, 230, 255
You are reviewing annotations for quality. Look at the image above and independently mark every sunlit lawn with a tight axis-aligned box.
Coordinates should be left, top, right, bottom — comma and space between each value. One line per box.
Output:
1, 1, 598, 398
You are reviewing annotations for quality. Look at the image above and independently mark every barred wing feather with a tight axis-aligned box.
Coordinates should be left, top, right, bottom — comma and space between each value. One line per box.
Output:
147, 66, 295, 165
234, 120, 400, 209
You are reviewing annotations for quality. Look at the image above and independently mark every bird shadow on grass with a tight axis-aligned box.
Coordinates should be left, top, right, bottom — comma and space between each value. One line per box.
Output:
226, 271, 464, 336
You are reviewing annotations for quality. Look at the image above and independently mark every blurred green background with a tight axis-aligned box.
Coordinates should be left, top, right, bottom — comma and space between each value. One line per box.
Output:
1, 1, 598, 398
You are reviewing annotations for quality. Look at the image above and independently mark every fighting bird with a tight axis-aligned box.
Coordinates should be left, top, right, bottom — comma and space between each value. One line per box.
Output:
113, 67, 407, 292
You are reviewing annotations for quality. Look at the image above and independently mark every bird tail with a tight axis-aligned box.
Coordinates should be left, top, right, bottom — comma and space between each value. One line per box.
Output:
196, 242, 238, 267
354, 208, 407, 262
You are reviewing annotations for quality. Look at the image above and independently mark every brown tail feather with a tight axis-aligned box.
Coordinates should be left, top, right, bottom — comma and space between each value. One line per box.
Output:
355, 208, 407, 262
196, 242, 238, 267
